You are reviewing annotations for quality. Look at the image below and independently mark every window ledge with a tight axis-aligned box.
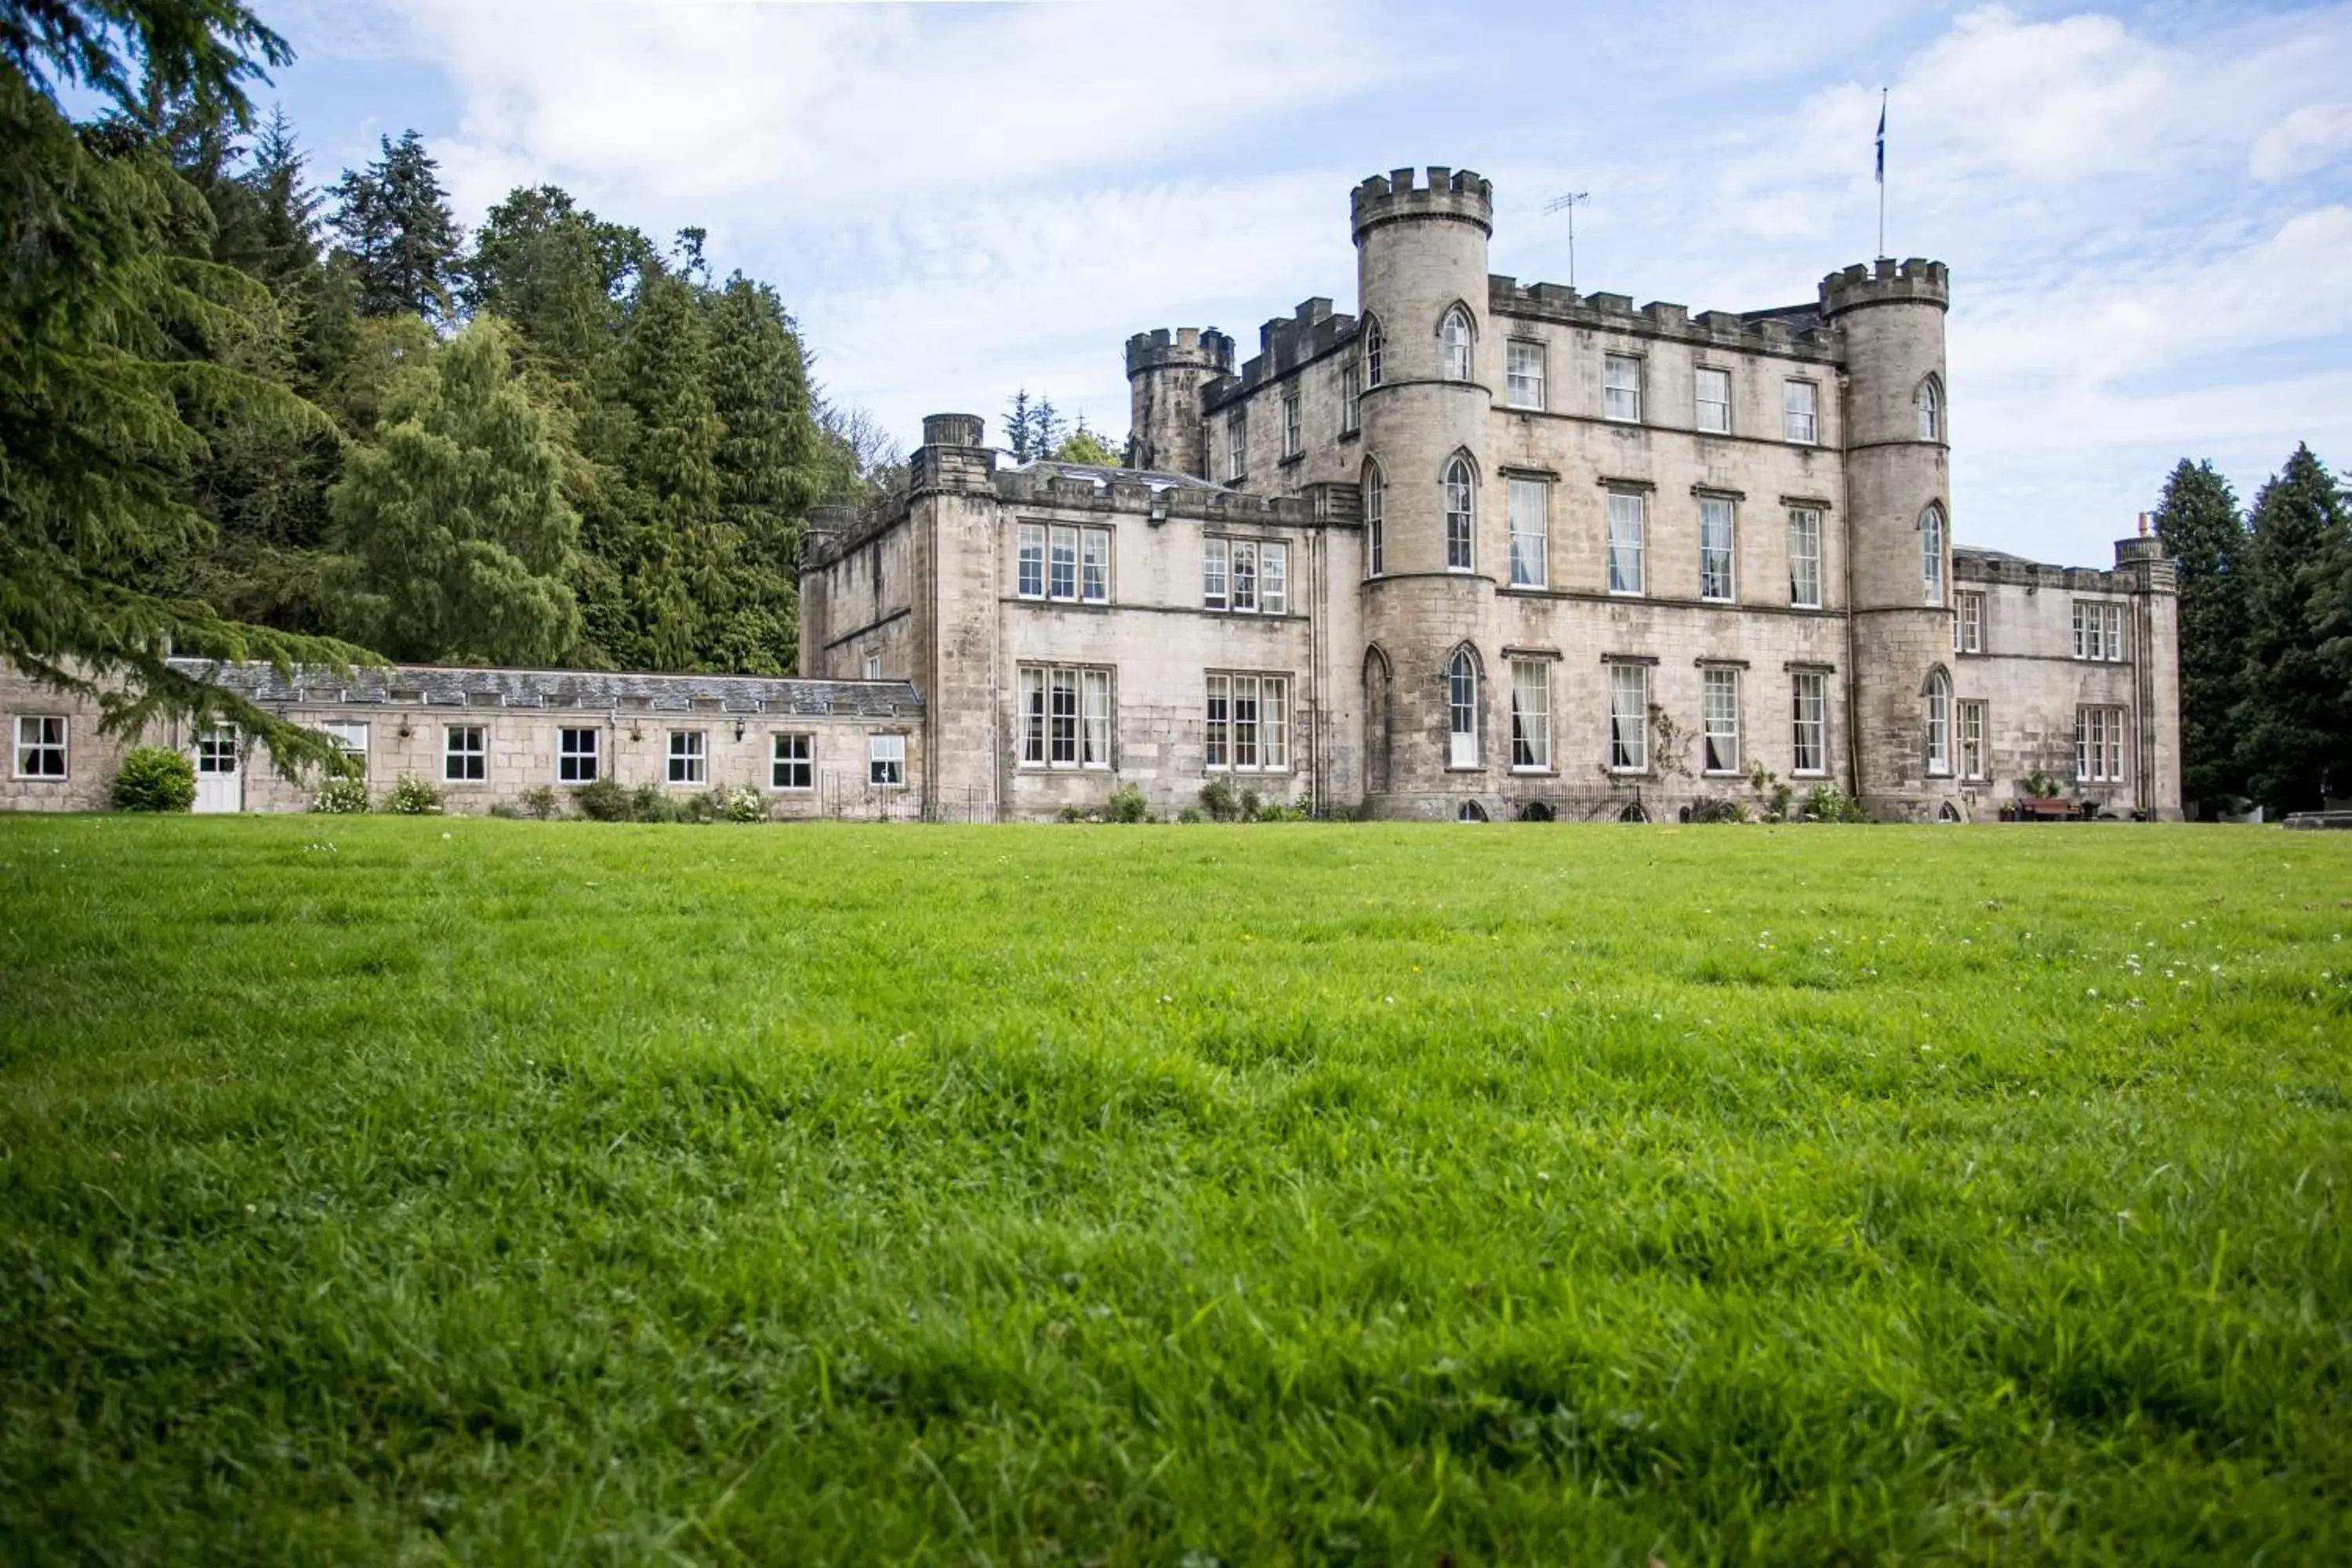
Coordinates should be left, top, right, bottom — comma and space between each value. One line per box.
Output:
1443, 765, 1487, 775
1338, 428, 1360, 443
1278, 452, 1305, 467
1510, 766, 1555, 776
1609, 768, 1654, 779
1701, 769, 1744, 779
1791, 769, 1831, 779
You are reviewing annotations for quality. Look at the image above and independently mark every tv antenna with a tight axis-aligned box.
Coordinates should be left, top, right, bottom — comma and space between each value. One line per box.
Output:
1544, 191, 1590, 289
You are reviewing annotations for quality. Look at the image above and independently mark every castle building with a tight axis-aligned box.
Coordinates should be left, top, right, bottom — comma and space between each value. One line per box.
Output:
797, 165, 2181, 822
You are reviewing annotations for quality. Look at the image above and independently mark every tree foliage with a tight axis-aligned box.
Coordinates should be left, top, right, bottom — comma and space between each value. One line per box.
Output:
2232, 444, 2352, 813
2151, 459, 2248, 809
329, 129, 463, 323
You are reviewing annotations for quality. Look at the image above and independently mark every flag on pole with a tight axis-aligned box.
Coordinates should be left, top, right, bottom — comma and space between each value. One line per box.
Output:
1875, 92, 1886, 183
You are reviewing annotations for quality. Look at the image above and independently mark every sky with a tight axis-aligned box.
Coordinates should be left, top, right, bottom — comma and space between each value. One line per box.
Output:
241, 0, 2351, 570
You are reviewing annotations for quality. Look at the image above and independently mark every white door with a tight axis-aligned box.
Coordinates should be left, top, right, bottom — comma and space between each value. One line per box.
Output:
194, 725, 241, 812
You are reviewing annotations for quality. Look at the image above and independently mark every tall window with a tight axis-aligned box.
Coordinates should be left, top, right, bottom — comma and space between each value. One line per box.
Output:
1925, 670, 1952, 776
1506, 341, 1545, 409
1050, 524, 1079, 601
1510, 659, 1551, 770
13, 714, 66, 778
1261, 543, 1287, 614
1281, 393, 1301, 459
1341, 363, 1361, 434
1018, 666, 1113, 768
1792, 671, 1828, 775
1606, 492, 1645, 595
1201, 539, 1288, 615
1232, 541, 1257, 612
1604, 354, 1642, 422
1608, 663, 1650, 771
1918, 376, 1944, 442
772, 732, 812, 790
1507, 478, 1548, 588
667, 729, 706, 785
2072, 599, 2125, 661
1440, 306, 1473, 381
1080, 529, 1109, 603
1695, 367, 1732, 434
1362, 316, 1383, 388
1958, 701, 1987, 781
1784, 379, 1817, 445
1444, 457, 1475, 571
1447, 648, 1479, 768
1958, 591, 1985, 653
2077, 706, 2125, 782
1788, 508, 1824, 608
1699, 495, 1736, 602
1363, 463, 1384, 577
1226, 412, 1245, 481
864, 651, 882, 680
869, 733, 906, 786
445, 724, 487, 782
1017, 524, 1045, 598
1203, 538, 1228, 610
1702, 668, 1740, 774
1922, 504, 1947, 606
558, 727, 599, 783
1205, 673, 1289, 771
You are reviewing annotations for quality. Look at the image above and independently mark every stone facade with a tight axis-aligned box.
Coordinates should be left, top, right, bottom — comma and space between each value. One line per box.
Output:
1, 661, 924, 818
799, 165, 2182, 822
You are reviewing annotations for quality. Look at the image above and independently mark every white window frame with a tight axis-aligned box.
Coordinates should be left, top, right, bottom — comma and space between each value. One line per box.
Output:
771, 731, 813, 791
1226, 412, 1246, 481
1509, 659, 1551, 771
1440, 306, 1474, 382
1608, 663, 1650, 773
196, 724, 238, 779
1341, 362, 1361, 434
1505, 340, 1546, 410
1506, 477, 1548, 589
1918, 376, 1944, 442
1606, 492, 1645, 596
1925, 672, 1952, 777
1444, 458, 1475, 572
320, 721, 368, 779
1791, 670, 1828, 776
1204, 671, 1290, 773
1958, 591, 1984, 654
444, 724, 487, 783
1362, 317, 1383, 388
863, 651, 882, 680
1080, 528, 1109, 604
1232, 540, 1257, 612
13, 713, 67, 779
1049, 524, 1080, 602
1695, 366, 1732, 434
1363, 466, 1384, 578
2072, 599, 2125, 662
1958, 700, 1987, 781
666, 728, 706, 785
1203, 538, 1228, 611
1016, 523, 1046, 600
1261, 542, 1287, 615
1603, 353, 1642, 423
869, 732, 907, 787
1702, 667, 1740, 775
2076, 706, 2126, 783
1788, 508, 1824, 609
1922, 506, 1947, 607
1699, 495, 1737, 603
1783, 379, 1818, 445
1447, 648, 1479, 769
1281, 392, 1301, 459
557, 726, 599, 783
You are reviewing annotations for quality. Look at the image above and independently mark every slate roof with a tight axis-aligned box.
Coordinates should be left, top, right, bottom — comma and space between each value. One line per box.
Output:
166, 659, 922, 716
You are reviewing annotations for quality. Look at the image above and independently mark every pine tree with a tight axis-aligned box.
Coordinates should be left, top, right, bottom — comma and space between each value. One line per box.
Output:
2233, 445, 2352, 814
466, 186, 652, 379
329, 129, 464, 322
1005, 390, 1035, 461
704, 274, 820, 671
2151, 459, 2248, 811
329, 319, 580, 664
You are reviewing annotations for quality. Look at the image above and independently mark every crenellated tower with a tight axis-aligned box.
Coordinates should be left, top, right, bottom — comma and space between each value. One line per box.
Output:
1124, 327, 1233, 477
1352, 166, 1495, 813
1822, 258, 1959, 818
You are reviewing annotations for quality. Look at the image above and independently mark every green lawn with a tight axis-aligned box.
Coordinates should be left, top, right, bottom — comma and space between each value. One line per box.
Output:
2, 818, 2347, 1565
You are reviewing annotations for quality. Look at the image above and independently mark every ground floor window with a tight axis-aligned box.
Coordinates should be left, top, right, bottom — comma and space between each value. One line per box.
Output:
445, 724, 487, 782
558, 727, 599, 783
1020, 665, 1112, 768
1205, 672, 1290, 771
1608, 663, 1649, 772
13, 714, 67, 779
1509, 659, 1551, 770
1702, 667, 1740, 774
667, 729, 706, 784
1792, 670, 1828, 775
1958, 700, 1987, 781
198, 725, 238, 775
2077, 706, 2126, 782
772, 732, 812, 790
869, 733, 906, 786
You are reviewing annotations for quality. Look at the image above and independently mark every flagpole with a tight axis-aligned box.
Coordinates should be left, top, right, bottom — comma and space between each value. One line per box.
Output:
1876, 88, 1888, 261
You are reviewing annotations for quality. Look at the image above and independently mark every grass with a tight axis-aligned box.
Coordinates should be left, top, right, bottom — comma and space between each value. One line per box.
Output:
1, 817, 2347, 1566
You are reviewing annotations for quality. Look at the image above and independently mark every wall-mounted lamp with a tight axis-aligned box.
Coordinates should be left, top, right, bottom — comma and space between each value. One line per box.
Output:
733, 718, 746, 742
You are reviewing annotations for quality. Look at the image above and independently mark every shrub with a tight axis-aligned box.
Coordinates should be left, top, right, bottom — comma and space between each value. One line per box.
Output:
1105, 785, 1150, 823
1803, 783, 1869, 823
384, 773, 443, 815
1687, 796, 1747, 824
518, 785, 561, 820
1176, 807, 1204, 824
112, 747, 195, 812
488, 800, 531, 820
573, 777, 630, 821
632, 786, 686, 824
1253, 797, 1307, 822
1197, 779, 1240, 822
2021, 768, 2061, 800
719, 786, 765, 823
310, 775, 370, 815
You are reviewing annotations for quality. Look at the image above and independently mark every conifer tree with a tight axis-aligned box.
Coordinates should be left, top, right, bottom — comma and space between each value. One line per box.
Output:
329, 319, 579, 665
2151, 459, 2249, 811
329, 129, 463, 322
702, 274, 819, 671
466, 186, 652, 379
2233, 445, 2352, 813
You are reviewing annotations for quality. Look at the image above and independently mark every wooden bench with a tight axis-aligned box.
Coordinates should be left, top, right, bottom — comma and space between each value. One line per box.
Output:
2015, 796, 2078, 821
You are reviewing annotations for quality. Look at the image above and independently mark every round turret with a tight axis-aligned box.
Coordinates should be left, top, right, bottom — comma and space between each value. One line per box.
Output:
1123, 328, 1233, 477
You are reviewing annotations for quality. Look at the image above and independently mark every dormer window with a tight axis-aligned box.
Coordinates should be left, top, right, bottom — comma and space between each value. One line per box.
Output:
1440, 307, 1473, 382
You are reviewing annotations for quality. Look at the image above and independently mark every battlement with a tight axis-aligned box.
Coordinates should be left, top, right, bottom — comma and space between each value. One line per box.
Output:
1488, 277, 1839, 361
1819, 257, 1950, 318
1200, 299, 1360, 411
1350, 165, 1494, 241
1124, 326, 1235, 378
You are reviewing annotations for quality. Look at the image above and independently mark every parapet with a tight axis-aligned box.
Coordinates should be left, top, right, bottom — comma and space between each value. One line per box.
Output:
1124, 326, 1236, 379
1819, 257, 1950, 318
921, 412, 985, 448
909, 412, 996, 496
1351, 165, 1494, 241
1489, 278, 1838, 362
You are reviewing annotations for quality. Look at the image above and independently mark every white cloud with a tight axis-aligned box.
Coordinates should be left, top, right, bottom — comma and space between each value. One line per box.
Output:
2251, 102, 2352, 182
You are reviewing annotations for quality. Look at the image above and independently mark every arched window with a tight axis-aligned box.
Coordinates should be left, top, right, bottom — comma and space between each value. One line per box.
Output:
1922, 503, 1947, 606
1362, 316, 1384, 388
1440, 306, 1474, 382
1456, 800, 1489, 822
1447, 646, 1479, 768
1363, 645, 1392, 796
1918, 376, 1944, 442
1443, 456, 1475, 571
1362, 460, 1385, 578
1925, 668, 1952, 776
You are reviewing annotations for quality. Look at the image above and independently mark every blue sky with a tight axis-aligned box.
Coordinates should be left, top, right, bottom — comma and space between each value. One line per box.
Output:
246, 0, 2352, 569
